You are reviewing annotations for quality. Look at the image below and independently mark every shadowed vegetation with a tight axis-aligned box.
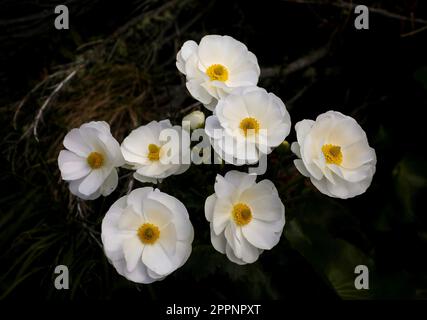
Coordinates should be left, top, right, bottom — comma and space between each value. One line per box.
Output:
1, 0, 427, 300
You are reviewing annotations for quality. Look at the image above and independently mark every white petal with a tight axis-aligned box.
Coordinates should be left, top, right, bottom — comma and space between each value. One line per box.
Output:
176, 40, 198, 74
78, 168, 108, 196
170, 241, 193, 269
100, 169, 118, 196
210, 227, 226, 254
224, 223, 242, 258
212, 198, 232, 235
214, 174, 237, 199
123, 236, 144, 272
118, 206, 143, 231
186, 79, 213, 105
224, 170, 257, 193
113, 258, 155, 284
205, 194, 217, 222
295, 119, 315, 144
291, 142, 301, 158
142, 198, 173, 228
68, 178, 101, 200
246, 195, 284, 222
225, 243, 246, 265
240, 235, 261, 264
293, 159, 311, 177
328, 118, 366, 147
58, 150, 90, 180
142, 243, 175, 275
127, 187, 154, 215
63, 128, 92, 157
240, 179, 278, 201
242, 219, 283, 250
342, 141, 376, 169
148, 190, 193, 241
159, 223, 177, 256
215, 93, 249, 127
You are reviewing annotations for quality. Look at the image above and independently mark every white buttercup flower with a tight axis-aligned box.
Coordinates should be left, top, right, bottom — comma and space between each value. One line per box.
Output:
176, 35, 260, 111
121, 120, 190, 184
58, 121, 125, 200
291, 111, 376, 199
101, 187, 194, 283
205, 171, 285, 265
205, 87, 291, 165
182, 110, 205, 130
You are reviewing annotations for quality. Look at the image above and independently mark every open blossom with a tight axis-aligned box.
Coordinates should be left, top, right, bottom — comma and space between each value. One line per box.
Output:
101, 187, 194, 283
291, 111, 376, 199
58, 121, 125, 200
176, 35, 260, 111
121, 120, 190, 184
205, 171, 285, 265
205, 87, 291, 165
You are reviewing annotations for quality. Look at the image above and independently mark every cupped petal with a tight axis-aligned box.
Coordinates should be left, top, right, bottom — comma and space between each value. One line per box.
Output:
293, 159, 311, 177
224, 170, 257, 193
58, 150, 90, 180
205, 194, 217, 222
294, 119, 315, 145
68, 178, 101, 200
63, 128, 92, 157
240, 179, 279, 201
142, 198, 173, 228
142, 243, 175, 276
127, 187, 154, 215
148, 190, 193, 241
100, 169, 118, 196
245, 195, 284, 222
212, 198, 232, 235
225, 243, 246, 265
159, 223, 177, 256
78, 168, 109, 196
214, 174, 237, 200
242, 219, 283, 250
210, 227, 226, 254
176, 40, 198, 74
123, 236, 144, 273
186, 79, 213, 105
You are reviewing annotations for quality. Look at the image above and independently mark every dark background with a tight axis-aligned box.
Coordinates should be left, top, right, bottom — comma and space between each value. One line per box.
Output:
1, 0, 427, 300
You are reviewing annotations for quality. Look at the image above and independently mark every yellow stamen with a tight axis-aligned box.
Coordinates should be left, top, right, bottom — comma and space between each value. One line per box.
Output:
239, 117, 260, 136
206, 64, 229, 82
137, 223, 160, 244
86, 152, 104, 169
232, 203, 252, 226
147, 144, 161, 161
322, 144, 343, 165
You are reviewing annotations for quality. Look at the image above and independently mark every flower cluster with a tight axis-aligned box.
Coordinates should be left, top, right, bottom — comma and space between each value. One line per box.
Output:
58, 34, 376, 284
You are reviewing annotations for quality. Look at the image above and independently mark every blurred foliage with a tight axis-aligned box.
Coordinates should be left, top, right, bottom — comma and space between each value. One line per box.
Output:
1, 0, 427, 300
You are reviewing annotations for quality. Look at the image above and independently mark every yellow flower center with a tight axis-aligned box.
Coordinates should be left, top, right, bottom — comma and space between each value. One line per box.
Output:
322, 144, 343, 165
86, 152, 104, 169
206, 64, 229, 82
239, 117, 260, 136
137, 223, 160, 244
232, 203, 252, 226
147, 144, 161, 161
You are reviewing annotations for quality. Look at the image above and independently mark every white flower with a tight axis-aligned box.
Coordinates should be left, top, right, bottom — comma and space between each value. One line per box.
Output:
101, 187, 194, 283
58, 121, 125, 200
291, 111, 377, 199
205, 87, 291, 165
205, 171, 285, 265
182, 110, 205, 130
121, 120, 190, 184
176, 35, 260, 111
